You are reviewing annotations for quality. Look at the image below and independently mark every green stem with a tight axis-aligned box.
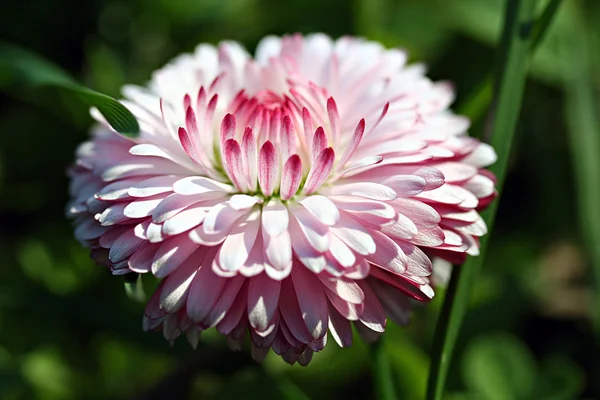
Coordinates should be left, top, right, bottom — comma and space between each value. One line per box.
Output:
371, 338, 396, 400
561, 1, 600, 333
425, 1, 538, 399
457, 0, 565, 128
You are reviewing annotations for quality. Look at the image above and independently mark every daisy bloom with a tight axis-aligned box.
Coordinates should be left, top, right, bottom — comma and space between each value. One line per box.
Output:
67, 33, 496, 365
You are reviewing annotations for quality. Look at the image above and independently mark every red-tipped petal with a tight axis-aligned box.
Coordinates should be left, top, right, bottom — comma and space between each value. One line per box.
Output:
223, 139, 245, 190
258, 141, 277, 197
280, 155, 302, 200
185, 106, 199, 136
338, 118, 365, 167
220, 113, 236, 146
183, 94, 192, 110
281, 115, 296, 161
304, 147, 335, 195
326, 97, 339, 140
302, 107, 313, 143
178, 127, 203, 167
241, 127, 258, 192
196, 86, 207, 110
312, 127, 327, 163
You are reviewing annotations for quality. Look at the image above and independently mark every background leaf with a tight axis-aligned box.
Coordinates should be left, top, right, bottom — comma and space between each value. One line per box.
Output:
0, 43, 139, 136
462, 333, 537, 400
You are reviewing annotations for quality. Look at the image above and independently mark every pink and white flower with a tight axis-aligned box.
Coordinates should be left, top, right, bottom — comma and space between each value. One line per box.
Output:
68, 34, 496, 365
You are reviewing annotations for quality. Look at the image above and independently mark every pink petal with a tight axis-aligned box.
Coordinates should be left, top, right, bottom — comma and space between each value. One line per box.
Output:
162, 204, 208, 236
128, 243, 159, 273
222, 139, 245, 191
173, 176, 233, 195
124, 195, 167, 218
291, 265, 328, 339
202, 275, 246, 327
280, 115, 296, 161
326, 97, 339, 140
129, 175, 180, 197
356, 281, 386, 332
280, 155, 302, 200
324, 182, 396, 201
299, 195, 339, 226
288, 203, 330, 252
278, 275, 314, 343
383, 175, 427, 197
258, 141, 278, 197
304, 147, 335, 195
328, 305, 353, 347
218, 209, 261, 272
203, 203, 249, 235
159, 255, 199, 313
327, 233, 356, 267
366, 229, 407, 274
151, 237, 199, 278
261, 199, 289, 236
108, 229, 146, 263
220, 113, 236, 146
338, 118, 365, 167
248, 273, 282, 331
330, 213, 375, 255
187, 247, 226, 321
264, 230, 293, 274
241, 127, 258, 192
311, 127, 327, 163
318, 275, 364, 304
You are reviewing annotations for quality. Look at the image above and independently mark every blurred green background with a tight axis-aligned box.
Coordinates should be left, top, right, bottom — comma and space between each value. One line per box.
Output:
1, 0, 600, 399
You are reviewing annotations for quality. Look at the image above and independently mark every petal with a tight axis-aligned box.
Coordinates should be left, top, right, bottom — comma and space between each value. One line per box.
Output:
187, 247, 227, 321
261, 199, 289, 236
129, 175, 180, 197
159, 256, 199, 313
299, 195, 339, 226
304, 147, 335, 195
330, 213, 375, 255
258, 141, 278, 197
218, 209, 261, 272
280, 155, 302, 200
247, 273, 282, 332
222, 139, 245, 190
264, 230, 293, 274
291, 265, 328, 339
173, 176, 233, 195
152, 237, 199, 278
324, 182, 396, 201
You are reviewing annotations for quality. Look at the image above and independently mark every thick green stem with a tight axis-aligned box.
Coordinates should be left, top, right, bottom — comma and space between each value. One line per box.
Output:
425, 1, 538, 399
561, 1, 600, 334
457, 0, 565, 128
371, 338, 396, 400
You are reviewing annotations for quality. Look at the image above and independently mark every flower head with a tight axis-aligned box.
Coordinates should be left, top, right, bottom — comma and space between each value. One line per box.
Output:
68, 34, 496, 365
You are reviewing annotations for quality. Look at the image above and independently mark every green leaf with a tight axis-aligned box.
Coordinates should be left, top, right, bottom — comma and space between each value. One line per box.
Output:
0, 42, 139, 137
535, 357, 584, 400
276, 378, 311, 400
462, 333, 537, 400
124, 273, 146, 303
426, 1, 538, 399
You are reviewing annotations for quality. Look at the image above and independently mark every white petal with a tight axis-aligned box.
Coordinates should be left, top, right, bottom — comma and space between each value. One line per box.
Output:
173, 176, 234, 195
261, 199, 289, 236
299, 195, 339, 226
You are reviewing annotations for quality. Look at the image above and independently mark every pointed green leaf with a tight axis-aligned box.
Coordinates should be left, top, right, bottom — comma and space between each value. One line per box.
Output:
124, 273, 146, 303
0, 42, 139, 137
462, 334, 537, 400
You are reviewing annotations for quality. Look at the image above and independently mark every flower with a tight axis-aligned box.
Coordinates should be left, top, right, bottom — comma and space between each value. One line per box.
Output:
67, 33, 496, 365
